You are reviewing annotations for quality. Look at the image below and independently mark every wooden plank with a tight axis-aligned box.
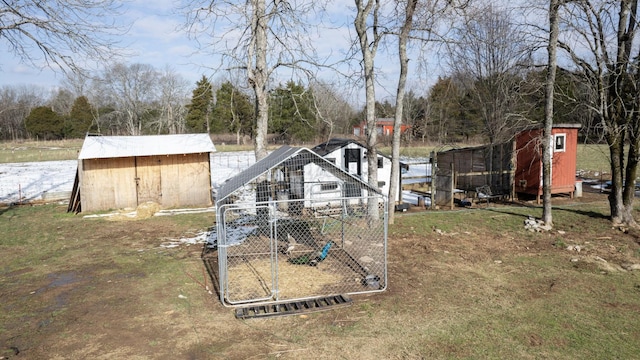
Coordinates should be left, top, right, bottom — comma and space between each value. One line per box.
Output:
161, 153, 212, 208
135, 156, 162, 204
81, 157, 137, 212
67, 168, 81, 213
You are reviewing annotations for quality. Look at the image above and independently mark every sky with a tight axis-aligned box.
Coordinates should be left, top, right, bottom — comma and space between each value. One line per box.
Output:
0, 1, 437, 106
0, 1, 211, 92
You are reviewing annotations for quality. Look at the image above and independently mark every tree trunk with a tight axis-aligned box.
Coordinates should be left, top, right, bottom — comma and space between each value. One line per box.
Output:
249, 0, 269, 161
542, 0, 560, 227
609, 138, 628, 225
622, 137, 639, 225
354, 0, 381, 223
388, 0, 417, 225
605, 0, 638, 227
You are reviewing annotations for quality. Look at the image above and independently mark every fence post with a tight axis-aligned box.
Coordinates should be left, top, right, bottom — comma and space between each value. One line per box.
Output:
450, 163, 455, 209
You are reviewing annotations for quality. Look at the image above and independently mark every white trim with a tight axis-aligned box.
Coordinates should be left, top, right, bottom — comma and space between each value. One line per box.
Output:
553, 133, 567, 153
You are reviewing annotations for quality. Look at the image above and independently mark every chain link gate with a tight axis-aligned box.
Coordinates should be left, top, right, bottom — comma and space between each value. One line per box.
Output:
212, 146, 388, 307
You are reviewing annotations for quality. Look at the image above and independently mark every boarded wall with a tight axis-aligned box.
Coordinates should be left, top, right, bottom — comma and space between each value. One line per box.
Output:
80, 157, 137, 211
434, 143, 514, 207
160, 153, 212, 208
79, 153, 212, 212
514, 127, 579, 197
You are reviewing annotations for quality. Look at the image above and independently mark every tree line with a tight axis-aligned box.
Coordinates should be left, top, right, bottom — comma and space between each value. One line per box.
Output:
0, 64, 597, 145
0, 2, 604, 148
0, 68, 358, 142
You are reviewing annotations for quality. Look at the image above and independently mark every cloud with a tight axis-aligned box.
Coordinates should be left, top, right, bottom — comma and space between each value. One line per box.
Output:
9, 63, 36, 75
129, 15, 184, 43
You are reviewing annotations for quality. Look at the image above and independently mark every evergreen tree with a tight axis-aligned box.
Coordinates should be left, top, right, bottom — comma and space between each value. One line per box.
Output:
211, 82, 254, 139
185, 76, 213, 133
427, 77, 467, 142
64, 96, 95, 138
24, 106, 64, 140
269, 81, 316, 142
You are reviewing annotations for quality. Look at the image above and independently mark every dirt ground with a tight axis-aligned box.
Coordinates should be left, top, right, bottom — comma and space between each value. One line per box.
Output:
2, 188, 640, 359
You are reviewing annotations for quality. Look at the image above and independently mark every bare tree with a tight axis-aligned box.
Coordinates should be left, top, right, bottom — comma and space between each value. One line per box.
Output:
447, 3, 532, 145
0, 85, 45, 140
354, 0, 383, 221
558, 0, 640, 227
387, 0, 464, 223
542, 0, 562, 227
1, 0, 126, 75
181, 0, 327, 160
48, 88, 75, 116
388, 0, 417, 224
310, 81, 356, 140
61, 72, 91, 99
156, 68, 189, 134
93, 63, 160, 135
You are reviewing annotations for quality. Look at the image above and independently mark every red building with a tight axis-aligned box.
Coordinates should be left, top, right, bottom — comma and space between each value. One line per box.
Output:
514, 124, 581, 203
352, 118, 411, 137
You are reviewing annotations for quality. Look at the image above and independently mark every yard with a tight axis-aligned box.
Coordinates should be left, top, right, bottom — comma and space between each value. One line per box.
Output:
2, 190, 640, 359
1, 140, 639, 358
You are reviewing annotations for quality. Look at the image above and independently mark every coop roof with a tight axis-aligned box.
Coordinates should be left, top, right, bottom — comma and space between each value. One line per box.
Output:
311, 138, 361, 156
216, 145, 383, 205
311, 138, 393, 160
78, 134, 216, 160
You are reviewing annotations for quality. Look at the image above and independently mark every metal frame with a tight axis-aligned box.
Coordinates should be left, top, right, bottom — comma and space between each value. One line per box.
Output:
213, 146, 388, 307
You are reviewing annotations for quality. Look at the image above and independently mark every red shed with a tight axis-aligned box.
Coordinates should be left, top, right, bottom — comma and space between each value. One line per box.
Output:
352, 118, 410, 137
514, 124, 581, 203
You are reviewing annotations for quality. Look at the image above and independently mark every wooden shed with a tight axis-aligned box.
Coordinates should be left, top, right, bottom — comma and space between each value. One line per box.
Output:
69, 134, 216, 213
352, 118, 411, 137
514, 124, 581, 202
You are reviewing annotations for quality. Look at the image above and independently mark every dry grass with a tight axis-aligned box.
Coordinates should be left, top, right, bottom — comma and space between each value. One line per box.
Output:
2, 197, 640, 359
576, 143, 611, 174
0, 138, 615, 177
0, 139, 83, 163
226, 257, 346, 301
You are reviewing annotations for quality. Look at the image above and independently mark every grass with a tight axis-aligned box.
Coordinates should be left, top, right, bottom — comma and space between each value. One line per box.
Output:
0, 139, 84, 163
1, 200, 640, 358
576, 144, 611, 174
0, 139, 615, 175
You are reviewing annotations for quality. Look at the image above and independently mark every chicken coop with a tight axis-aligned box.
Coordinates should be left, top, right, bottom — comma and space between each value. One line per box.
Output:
210, 146, 388, 310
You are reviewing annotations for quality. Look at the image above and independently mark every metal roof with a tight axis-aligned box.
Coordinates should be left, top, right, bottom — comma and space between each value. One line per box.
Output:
78, 134, 216, 160
216, 145, 383, 206
310, 138, 360, 156
520, 123, 582, 131
310, 138, 394, 160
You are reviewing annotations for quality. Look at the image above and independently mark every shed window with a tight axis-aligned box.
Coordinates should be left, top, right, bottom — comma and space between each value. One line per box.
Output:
320, 182, 339, 191
378, 181, 386, 188
554, 134, 566, 152
326, 157, 336, 164
377, 157, 383, 168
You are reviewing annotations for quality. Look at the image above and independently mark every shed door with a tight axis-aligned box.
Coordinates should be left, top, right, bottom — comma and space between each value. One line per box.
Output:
135, 156, 162, 204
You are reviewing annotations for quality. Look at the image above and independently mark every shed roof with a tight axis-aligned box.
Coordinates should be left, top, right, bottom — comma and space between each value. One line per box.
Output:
519, 123, 582, 131
78, 134, 216, 160
311, 138, 360, 156
310, 138, 393, 160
